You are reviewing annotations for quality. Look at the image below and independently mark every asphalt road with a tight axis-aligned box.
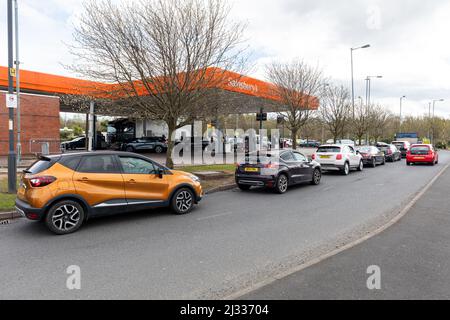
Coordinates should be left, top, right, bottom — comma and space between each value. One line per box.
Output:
1, 151, 449, 299
242, 158, 450, 300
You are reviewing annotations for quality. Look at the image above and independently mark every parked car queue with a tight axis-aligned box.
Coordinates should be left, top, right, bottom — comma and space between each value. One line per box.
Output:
16, 142, 439, 235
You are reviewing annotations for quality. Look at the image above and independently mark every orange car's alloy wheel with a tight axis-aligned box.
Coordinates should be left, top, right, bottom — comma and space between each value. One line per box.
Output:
45, 201, 85, 235
172, 189, 194, 215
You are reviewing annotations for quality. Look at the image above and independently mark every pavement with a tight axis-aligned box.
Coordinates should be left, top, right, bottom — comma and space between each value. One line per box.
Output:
242, 159, 450, 300
0, 151, 449, 299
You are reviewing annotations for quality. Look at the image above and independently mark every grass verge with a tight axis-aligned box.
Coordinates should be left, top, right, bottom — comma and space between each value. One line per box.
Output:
0, 177, 16, 212
176, 164, 236, 173
175, 164, 236, 192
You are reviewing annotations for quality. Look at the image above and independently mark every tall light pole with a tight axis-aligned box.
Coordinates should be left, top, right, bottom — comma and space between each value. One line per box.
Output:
14, 0, 21, 165
431, 99, 444, 144
399, 95, 406, 131
432, 99, 444, 118
364, 75, 382, 144
7, 0, 17, 193
350, 44, 370, 120
366, 75, 383, 106
428, 102, 432, 141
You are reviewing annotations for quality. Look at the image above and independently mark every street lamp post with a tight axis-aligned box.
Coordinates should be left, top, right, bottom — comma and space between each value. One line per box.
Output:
367, 75, 382, 106
7, 0, 17, 193
364, 75, 383, 144
428, 102, 432, 141
399, 95, 406, 131
431, 99, 444, 144
350, 44, 370, 120
14, 0, 21, 165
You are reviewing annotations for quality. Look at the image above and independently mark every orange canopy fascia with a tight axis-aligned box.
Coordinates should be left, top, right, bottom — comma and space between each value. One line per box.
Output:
0, 66, 319, 109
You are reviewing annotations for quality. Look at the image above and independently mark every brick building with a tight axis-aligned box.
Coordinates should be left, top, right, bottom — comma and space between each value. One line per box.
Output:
0, 92, 60, 156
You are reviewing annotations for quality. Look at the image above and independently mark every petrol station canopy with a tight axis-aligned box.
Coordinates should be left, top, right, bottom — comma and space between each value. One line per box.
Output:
0, 66, 319, 118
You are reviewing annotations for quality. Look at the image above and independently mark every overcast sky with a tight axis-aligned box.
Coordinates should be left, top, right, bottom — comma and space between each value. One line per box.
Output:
1, 0, 449, 118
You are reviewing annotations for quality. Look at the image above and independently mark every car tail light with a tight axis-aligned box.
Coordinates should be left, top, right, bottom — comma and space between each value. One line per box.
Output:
336, 154, 343, 160
312, 154, 316, 160
387, 149, 392, 155
26, 213, 40, 220
29, 176, 57, 188
264, 163, 279, 169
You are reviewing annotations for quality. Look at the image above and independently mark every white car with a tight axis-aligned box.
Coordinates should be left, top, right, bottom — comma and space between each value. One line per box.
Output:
312, 144, 363, 175
326, 139, 356, 147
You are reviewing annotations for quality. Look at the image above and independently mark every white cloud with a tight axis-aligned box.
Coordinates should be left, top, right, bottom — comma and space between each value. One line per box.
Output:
1, 0, 449, 118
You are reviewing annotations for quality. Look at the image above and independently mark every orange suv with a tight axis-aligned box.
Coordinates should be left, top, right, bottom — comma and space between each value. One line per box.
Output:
15, 152, 203, 235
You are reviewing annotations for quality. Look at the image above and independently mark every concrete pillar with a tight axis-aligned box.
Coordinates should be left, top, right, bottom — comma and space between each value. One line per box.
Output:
88, 101, 95, 151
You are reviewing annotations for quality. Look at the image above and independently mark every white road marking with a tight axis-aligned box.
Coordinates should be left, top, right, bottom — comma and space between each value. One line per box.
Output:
197, 211, 234, 221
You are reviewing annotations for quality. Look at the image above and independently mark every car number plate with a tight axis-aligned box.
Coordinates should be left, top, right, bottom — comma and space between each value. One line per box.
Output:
244, 167, 259, 172
320, 155, 331, 159
415, 157, 425, 160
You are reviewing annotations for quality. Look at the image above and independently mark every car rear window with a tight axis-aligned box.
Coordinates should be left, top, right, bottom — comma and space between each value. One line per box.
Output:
410, 146, 430, 154
26, 157, 59, 174
358, 146, 372, 153
246, 155, 275, 164
77, 155, 119, 173
317, 146, 341, 153
59, 156, 82, 171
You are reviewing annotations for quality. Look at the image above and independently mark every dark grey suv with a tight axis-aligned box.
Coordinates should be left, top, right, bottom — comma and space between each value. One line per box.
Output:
122, 137, 168, 154
235, 150, 322, 194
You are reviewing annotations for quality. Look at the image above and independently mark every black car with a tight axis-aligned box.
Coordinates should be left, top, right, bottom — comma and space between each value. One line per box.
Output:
392, 141, 411, 158
235, 149, 322, 194
300, 140, 320, 148
376, 143, 401, 162
175, 137, 210, 153
122, 137, 168, 154
357, 146, 386, 167
61, 135, 106, 150
62, 137, 86, 150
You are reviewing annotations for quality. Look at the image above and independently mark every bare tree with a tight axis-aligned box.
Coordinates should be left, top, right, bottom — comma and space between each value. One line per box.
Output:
69, 0, 247, 167
265, 60, 323, 149
319, 85, 351, 143
352, 100, 371, 145
369, 105, 393, 143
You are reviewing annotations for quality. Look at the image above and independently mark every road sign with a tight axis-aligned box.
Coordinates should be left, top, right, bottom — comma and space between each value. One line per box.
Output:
6, 94, 17, 109
256, 113, 267, 121
9, 67, 16, 77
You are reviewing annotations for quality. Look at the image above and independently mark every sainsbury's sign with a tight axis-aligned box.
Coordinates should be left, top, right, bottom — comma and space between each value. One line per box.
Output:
227, 78, 258, 93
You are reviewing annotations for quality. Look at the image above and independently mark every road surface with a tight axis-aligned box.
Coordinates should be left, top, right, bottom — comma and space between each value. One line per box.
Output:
242, 159, 450, 300
1, 151, 449, 299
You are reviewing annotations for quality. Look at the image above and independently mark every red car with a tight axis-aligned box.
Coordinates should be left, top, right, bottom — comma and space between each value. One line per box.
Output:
406, 144, 439, 166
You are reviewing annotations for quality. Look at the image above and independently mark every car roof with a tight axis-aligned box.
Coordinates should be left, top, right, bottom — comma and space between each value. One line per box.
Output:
318, 144, 343, 148
411, 144, 432, 147
44, 151, 152, 160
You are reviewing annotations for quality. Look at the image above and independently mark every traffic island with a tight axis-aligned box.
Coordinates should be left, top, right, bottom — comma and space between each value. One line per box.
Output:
175, 164, 237, 194
192, 171, 236, 194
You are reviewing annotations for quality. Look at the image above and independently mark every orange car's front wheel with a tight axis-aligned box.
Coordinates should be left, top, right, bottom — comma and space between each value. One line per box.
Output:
171, 188, 195, 215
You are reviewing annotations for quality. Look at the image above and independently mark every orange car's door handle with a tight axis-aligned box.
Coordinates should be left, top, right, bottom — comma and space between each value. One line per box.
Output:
77, 177, 89, 183
127, 179, 137, 184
